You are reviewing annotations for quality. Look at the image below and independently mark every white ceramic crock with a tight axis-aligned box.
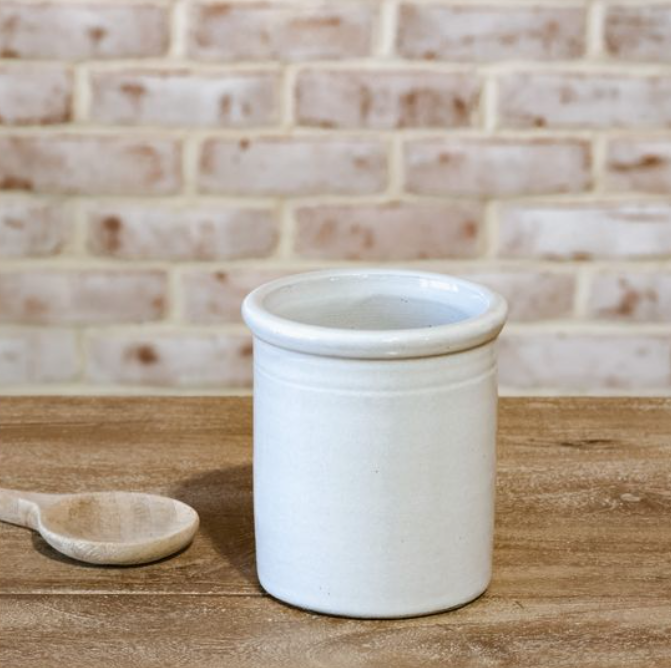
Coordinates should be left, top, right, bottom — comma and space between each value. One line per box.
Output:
242, 269, 508, 618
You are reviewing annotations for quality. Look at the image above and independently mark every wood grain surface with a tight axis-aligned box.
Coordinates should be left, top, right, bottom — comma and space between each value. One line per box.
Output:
1, 397, 670, 667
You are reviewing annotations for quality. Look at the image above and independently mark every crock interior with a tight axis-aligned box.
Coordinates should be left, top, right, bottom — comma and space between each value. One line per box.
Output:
261, 273, 491, 331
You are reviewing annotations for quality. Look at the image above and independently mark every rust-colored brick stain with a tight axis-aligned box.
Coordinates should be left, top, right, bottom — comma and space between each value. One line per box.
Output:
0, 0, 670, 395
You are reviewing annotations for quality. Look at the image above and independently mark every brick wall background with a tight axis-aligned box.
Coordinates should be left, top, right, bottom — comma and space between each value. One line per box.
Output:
1, 0, 670, 395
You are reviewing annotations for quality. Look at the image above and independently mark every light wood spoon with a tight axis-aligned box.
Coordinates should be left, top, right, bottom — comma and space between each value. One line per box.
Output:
0, 488, 199, 565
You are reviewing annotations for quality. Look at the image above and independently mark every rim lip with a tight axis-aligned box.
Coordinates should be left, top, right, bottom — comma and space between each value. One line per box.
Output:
242, 269, 508, 359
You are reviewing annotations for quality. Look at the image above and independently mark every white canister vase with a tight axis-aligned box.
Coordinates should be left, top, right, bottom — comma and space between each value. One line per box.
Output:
242, 269, 508, 618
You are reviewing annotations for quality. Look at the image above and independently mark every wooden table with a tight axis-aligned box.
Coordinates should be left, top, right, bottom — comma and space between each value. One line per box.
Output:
1, 397, 670, 667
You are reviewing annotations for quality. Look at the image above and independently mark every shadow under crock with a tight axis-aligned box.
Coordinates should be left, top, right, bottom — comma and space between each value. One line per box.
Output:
174, 465, 259, 588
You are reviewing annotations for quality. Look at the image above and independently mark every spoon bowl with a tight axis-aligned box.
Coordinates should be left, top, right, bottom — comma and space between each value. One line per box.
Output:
0, 488, 199, 565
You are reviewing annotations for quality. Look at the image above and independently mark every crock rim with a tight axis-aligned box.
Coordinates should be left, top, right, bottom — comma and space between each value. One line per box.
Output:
242, 268, 508, 359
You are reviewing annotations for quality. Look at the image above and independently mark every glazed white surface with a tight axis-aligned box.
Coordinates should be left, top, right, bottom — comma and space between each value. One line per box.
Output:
242, 269, 507, 359
243, 269, 507, 618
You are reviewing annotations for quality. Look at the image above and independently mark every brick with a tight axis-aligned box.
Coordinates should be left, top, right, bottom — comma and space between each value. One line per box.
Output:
0, 136, 180, 195
294, 202, 482, 260
397, 5, 584, 61
90, 69, 278, 128
0, 330, 78, 384
499, 334, 671, 391
459, 271, 575, 322
0, 200, 69, 257
499, 73, 671, 129
199, 138, 387, 196
499, 202, 671, 260
184, 267, 575, 325
0, 271, 167, 324
87, 205, 278, 261
606, 140, 671, 194
86, 333, 253, 388
189, 3, 374, 61
405, 139, 590, 197
296, 70, 480, 129
183, 269, 289, 324
605, 5, 671, 62
0, 64, 72, 125
0, 4, 168, 60
588, 272, 671, 322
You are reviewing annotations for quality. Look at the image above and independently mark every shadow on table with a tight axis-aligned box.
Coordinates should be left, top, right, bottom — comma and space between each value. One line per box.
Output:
174, 464, 259, 589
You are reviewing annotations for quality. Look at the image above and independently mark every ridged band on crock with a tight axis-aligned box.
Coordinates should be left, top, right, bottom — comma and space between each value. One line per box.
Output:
242, 269, 508, 360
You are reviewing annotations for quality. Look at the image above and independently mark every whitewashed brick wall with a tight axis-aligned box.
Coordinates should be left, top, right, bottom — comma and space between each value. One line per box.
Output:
0, 0, 670, 395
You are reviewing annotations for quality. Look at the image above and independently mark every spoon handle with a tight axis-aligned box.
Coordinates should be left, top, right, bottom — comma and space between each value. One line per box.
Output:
0, 488, 61, 530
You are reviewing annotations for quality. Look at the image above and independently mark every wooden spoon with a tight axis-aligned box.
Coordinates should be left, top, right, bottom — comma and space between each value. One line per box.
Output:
0, 488, 199, 565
